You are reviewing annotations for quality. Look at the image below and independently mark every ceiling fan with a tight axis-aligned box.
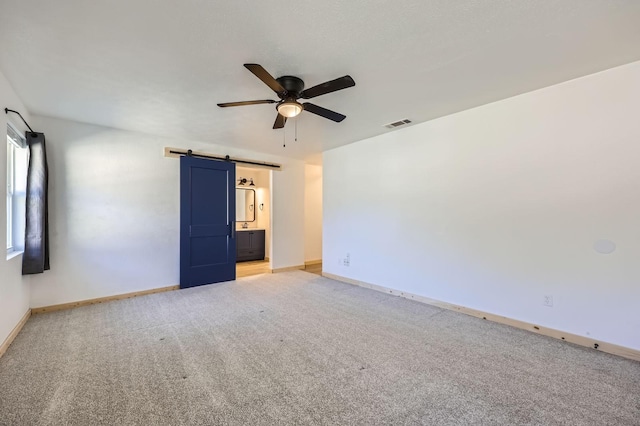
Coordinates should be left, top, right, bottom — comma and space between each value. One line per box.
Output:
217, 64, 355, 129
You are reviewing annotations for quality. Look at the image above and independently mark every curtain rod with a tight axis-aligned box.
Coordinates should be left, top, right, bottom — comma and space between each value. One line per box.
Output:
4, 108, 34, 133
169, 149, 281, 170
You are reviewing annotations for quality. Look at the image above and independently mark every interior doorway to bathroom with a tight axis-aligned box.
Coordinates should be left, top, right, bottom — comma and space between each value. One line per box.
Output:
235, 166, 272, 278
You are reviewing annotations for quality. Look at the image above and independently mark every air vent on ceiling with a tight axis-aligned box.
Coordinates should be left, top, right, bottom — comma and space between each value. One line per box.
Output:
384, 119, 412, 129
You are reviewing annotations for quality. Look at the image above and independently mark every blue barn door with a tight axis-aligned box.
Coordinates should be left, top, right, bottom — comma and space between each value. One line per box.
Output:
180, 156, 236, 288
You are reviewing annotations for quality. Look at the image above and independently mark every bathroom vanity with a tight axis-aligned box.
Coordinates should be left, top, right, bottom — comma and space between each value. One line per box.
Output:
236, 229, 265, 262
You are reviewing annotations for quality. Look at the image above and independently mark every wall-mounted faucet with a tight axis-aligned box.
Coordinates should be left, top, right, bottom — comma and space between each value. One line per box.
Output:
242, 222, 248, 229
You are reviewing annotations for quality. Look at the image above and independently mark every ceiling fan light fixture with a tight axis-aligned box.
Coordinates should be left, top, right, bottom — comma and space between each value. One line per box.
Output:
277, 100, 303, 118
218, 64, 355, 130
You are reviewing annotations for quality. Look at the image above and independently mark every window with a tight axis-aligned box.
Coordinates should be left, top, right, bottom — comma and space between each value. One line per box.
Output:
6, 123, 28, 257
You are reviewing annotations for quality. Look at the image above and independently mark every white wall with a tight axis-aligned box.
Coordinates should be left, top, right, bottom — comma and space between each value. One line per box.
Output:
271, 161, 305, 270
29, 115, 305, 307
0, 70, 31, 346
323, 60, 640, 351
304, 164, 322, 262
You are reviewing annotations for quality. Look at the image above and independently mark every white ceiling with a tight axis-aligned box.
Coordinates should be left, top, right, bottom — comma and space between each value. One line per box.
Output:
1, 1, 639, 164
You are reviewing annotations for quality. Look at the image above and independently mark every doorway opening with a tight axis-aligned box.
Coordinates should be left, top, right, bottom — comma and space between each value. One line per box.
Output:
235, 166, 272, 278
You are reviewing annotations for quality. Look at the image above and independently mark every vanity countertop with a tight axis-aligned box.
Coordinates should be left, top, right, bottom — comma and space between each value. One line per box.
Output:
237, 228, 265, 231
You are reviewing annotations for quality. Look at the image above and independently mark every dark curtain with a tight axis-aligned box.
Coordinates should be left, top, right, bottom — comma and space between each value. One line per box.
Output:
22, 132, 50, 275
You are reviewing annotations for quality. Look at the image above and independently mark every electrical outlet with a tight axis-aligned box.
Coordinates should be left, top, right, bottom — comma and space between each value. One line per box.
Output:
543, 295, 553, 307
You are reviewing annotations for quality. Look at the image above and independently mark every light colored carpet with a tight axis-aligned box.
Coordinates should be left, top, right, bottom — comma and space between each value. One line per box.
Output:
1, 271, 639, 425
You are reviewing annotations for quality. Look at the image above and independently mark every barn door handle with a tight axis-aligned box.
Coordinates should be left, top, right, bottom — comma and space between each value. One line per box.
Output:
230, 221, 235, 239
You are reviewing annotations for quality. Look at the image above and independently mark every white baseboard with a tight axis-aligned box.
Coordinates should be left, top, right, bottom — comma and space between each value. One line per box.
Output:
322, 272, 640, 363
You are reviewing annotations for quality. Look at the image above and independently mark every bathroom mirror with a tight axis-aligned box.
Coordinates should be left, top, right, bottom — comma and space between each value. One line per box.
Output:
236, 188, 255, 222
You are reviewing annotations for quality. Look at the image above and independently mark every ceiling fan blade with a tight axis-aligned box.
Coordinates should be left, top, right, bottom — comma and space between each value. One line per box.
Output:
273, 113, 287, 129
244, 64, 286, 96
303, 103, 346, 122
217, 99, 277, 107
300, 75, 355, 99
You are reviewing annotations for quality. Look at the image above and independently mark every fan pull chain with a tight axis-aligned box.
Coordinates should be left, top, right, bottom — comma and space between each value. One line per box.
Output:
295, 118, 298, 142
283, 128, 286, 147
